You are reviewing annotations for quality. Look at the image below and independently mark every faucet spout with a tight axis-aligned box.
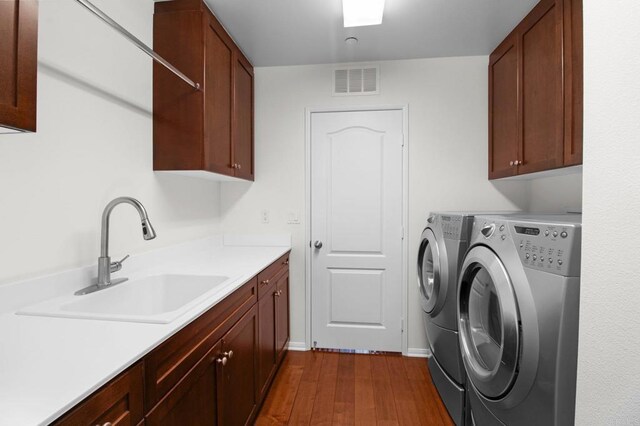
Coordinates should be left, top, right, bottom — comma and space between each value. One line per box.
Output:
100, 197, 156, 257
75, 197, 157, 296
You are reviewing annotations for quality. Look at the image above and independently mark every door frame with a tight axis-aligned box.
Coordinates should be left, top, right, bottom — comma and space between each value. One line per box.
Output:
304, 105, 410, 355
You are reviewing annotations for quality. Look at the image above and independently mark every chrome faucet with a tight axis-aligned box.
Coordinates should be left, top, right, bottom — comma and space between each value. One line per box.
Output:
76, 197, 156, 295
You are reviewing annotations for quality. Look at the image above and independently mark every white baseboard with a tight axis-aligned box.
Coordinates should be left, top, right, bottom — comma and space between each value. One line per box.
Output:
406, 347, 432, 358
288, 341, 308, 351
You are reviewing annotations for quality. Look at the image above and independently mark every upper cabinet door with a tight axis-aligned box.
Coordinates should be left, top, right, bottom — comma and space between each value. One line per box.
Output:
518, 0, 564, 174
204, 19, 234, 175
0, 0, 38, 132
489, 37, 519, 179
232, 53, 254, 181
563, 0, 583, 166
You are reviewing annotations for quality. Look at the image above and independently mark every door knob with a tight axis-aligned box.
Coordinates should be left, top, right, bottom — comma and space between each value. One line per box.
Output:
314, 241, 323, 249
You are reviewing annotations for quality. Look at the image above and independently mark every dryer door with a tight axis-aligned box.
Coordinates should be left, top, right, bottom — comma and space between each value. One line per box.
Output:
458, 245, 520, 400
417, 228, 448, 314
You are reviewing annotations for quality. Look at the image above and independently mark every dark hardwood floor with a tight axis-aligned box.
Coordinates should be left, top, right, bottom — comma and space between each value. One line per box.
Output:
255, 351, 454, 425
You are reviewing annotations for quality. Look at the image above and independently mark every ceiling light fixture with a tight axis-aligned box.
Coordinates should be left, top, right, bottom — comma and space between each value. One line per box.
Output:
345, 36, 359, 45
342, 0, 386, 28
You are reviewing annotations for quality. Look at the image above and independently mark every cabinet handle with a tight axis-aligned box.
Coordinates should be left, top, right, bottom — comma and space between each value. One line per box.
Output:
217, 356, 228, 366
224, 350, 234, 359
261, 279, 270, 286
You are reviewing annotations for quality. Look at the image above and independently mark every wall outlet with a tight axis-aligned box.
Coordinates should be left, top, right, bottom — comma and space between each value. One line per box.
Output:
261, 209, 270, 224
287, 210, 301, 224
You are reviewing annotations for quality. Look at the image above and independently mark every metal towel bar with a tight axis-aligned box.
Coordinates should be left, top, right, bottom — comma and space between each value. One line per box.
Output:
74, 0, 201, 90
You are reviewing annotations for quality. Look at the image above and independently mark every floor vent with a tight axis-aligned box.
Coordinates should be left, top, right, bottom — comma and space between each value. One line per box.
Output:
333, 65, 380, 96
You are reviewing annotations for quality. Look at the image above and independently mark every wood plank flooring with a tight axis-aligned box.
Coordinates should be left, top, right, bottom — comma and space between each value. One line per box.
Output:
256, 351, 454, 426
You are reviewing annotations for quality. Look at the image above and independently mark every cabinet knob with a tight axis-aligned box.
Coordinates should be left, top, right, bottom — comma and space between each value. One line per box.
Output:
237, 163, 242, 170
96, 423, 112, 426
275, 290, 282, 297
510, 161, 514, 166
224, 350, 234, 359
261, 279, 270, 286
217, 356, 228, 366
283, 259, 289, 265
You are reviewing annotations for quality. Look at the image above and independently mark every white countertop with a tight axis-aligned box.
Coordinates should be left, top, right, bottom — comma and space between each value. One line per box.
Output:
0, 235, 291, 426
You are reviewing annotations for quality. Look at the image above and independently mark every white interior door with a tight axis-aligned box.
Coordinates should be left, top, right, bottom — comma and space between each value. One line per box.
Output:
311, 109, 404, 352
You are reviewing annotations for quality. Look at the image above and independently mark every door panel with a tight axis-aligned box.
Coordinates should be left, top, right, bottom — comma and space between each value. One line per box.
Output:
311, 110, 404, 352
489, 39, 519, 179
233, 54, 254, 180
275, 269, 290, 360
204, 22, 233, 175
146, 342, 220, 426
220, 305, 257, 426
519, 0, 564, 173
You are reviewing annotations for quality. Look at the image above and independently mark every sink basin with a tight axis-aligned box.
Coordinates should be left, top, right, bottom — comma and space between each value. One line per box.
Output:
17, 274, 234, 324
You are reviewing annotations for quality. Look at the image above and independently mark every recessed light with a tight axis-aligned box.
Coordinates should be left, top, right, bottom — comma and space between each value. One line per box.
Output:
342, 0, 385, 28
345, 37, 359, 46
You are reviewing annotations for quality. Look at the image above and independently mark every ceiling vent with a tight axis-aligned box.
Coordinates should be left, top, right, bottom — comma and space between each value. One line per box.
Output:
333, 65, 379, 96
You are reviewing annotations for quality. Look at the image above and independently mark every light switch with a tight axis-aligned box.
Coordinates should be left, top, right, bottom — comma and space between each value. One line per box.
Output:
287, 210, 301, 224
261, 209, 270, 224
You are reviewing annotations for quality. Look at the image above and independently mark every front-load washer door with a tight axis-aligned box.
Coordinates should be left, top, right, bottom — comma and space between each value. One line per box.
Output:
417, 228, 448, 315
458, 245, 520, 400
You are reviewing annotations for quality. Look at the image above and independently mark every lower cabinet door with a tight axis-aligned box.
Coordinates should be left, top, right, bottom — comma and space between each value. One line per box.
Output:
54, 362, 144, 426
220, 304, 258, 426
275, 269, 290, 360
257, 287, 277, 397
146, 340, 222, 426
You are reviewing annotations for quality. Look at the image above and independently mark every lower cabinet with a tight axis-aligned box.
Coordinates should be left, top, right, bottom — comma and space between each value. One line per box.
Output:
54, 363, 144, 426
275, 269, 290, 362
219, 305, 258, 426
53, 252, 290, 426
146, 341, 221, 426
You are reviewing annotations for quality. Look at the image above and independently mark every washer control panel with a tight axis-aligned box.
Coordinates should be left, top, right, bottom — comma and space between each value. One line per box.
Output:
513, 222, 581, 276
438, 214, 468, 240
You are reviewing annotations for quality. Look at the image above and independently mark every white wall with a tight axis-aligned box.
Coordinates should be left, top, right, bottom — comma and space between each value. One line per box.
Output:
220, 57, 539, 351
0, 0, 222, 285
576, 1, 640, 424
529, 172, 583, 213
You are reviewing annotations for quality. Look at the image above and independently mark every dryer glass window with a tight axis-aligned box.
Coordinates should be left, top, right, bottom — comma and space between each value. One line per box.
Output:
418, 239, 435, 302
468, 266, 503, 371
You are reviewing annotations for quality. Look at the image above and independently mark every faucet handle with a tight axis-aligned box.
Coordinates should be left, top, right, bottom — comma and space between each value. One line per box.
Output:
110, 254, 130, 273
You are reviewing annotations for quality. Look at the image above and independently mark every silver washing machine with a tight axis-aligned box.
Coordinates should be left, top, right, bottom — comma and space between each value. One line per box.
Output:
457, 214, 582, 426
417, 212, 483, 425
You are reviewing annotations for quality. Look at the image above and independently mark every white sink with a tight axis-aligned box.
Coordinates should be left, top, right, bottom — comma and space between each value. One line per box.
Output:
17, 274, 234, 324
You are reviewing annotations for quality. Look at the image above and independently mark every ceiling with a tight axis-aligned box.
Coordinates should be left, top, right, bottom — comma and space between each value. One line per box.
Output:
200, 0, 539, 67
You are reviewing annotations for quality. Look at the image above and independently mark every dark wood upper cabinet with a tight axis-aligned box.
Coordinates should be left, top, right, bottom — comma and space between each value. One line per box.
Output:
489, 37, 519, 179
153, 0, 254, 181
488, 0, 583, 179
0, 0, 38, 132
232, 55, 255, 180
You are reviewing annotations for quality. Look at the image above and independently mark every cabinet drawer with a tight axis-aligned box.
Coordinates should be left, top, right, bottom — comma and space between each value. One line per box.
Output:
144, 277, 257, 411
257, 252, 290, 299
54, 363, 144, 426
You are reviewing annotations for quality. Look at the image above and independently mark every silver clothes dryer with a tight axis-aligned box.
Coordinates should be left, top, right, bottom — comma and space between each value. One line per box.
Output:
457, 214, 582, 426
417, 212, 480, 425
